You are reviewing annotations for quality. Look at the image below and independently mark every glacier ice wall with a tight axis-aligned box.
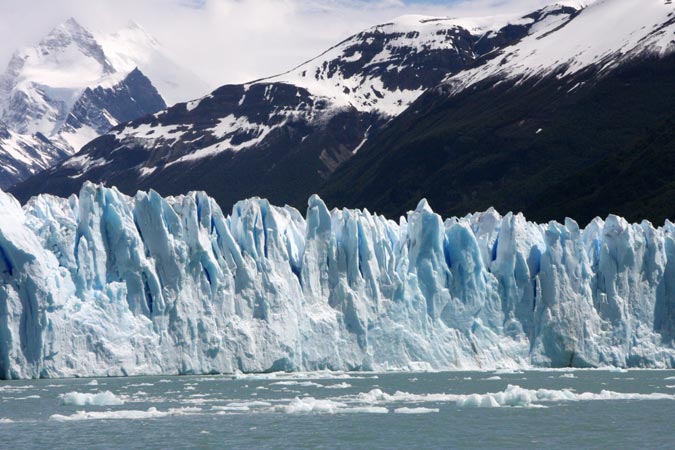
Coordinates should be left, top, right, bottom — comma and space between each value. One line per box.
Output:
1, 183, 674, 379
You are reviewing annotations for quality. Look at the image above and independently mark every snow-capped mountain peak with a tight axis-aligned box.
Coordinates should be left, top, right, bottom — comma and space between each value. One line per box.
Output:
0, 18, 114, 132
0, 18, 190, 188
20, 18, 115, 88
96, 22, 208, 106
261, 4, 584, 116
446, 0, 675, 93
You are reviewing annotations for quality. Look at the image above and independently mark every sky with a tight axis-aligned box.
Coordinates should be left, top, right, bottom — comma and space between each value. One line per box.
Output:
0, 0, 556, 90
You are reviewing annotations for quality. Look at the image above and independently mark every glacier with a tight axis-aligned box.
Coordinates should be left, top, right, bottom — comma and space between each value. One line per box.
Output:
1, 183, 674, 379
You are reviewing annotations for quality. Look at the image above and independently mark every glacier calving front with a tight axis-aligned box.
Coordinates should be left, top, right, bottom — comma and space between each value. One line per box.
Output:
1, 184, 674, 379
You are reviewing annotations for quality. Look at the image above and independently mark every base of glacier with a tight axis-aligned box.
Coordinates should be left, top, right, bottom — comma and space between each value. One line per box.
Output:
1, 183, 674, 379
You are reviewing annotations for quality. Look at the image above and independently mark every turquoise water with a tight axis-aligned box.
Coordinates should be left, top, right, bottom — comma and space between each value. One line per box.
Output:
1, 370, 675, 449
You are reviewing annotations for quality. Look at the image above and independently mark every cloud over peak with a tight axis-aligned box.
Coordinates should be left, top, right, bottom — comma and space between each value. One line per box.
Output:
0, 0, 555, 96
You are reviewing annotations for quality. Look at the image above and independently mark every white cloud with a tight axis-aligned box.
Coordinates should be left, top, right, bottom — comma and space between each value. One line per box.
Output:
0, 0, 555, 95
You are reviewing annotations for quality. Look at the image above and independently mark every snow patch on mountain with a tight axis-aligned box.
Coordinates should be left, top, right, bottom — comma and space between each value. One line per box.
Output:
446, 0, 675, 93
167, 115, 277, 166
0, 123, 66, 189
262, 11, 539, 115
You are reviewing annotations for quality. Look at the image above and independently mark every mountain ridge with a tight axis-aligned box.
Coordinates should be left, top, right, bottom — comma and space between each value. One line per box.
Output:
318, 0, 675, 225
11, 3, 587, 210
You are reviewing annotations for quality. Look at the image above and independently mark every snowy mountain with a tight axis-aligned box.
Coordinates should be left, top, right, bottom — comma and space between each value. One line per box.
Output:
262, 11, 542, 115
11, 4, 582, 209
0, 122, 67, 186
320, 0, 675, 224
1, 183, 674, 379
0, 18, 206, 189
445, 0, 674, 93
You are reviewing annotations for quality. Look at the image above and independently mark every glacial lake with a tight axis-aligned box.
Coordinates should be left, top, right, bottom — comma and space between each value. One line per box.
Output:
1, 370, 675, 449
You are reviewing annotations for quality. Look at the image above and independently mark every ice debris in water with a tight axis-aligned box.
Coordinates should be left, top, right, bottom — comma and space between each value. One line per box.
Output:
394, 407, 440, 414
61, 391, 124, 406
352, 385, 675, 408
280, 397, 388, 414
49, 407, 201, 422
324, 382, 353, 389
2, 182, 675, 379
269, 381, 322, 387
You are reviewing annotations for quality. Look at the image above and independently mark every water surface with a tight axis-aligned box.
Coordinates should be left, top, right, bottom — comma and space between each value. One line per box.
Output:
1, 370, 675, 449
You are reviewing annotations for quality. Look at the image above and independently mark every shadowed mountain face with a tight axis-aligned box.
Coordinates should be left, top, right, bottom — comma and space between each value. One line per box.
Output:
13, 82, 385, 208
319, 54, 675, 225
11, 6, 581, 208
318, 0, 675, 224
64, 68, 166, 138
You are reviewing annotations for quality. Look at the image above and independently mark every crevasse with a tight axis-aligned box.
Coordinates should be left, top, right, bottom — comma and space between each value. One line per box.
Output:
0, 183, 674, 379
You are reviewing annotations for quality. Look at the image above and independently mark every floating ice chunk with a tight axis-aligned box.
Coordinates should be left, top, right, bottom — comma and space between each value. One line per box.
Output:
394, 407, 439, 414
351, 384, 675, 409
223, 401, 272, 408
269, 381, 322, 387
456, 385, 541, 408
484, 376, 502, 380
0, 385, 34, 392
341, 406, 388, 414
280, 397, 347, 414
212, 406, 251, 412
50, 407, 201, 421
356, 388, 389, 403
278, 397, 387, 414
87, 380, 99, 386
494, 369, 525, 375
559, 373, 576, 378
573, 391, 675, 401
324, 382, 353, 389
0, 418, 15, 424
61, 391, 124, 406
